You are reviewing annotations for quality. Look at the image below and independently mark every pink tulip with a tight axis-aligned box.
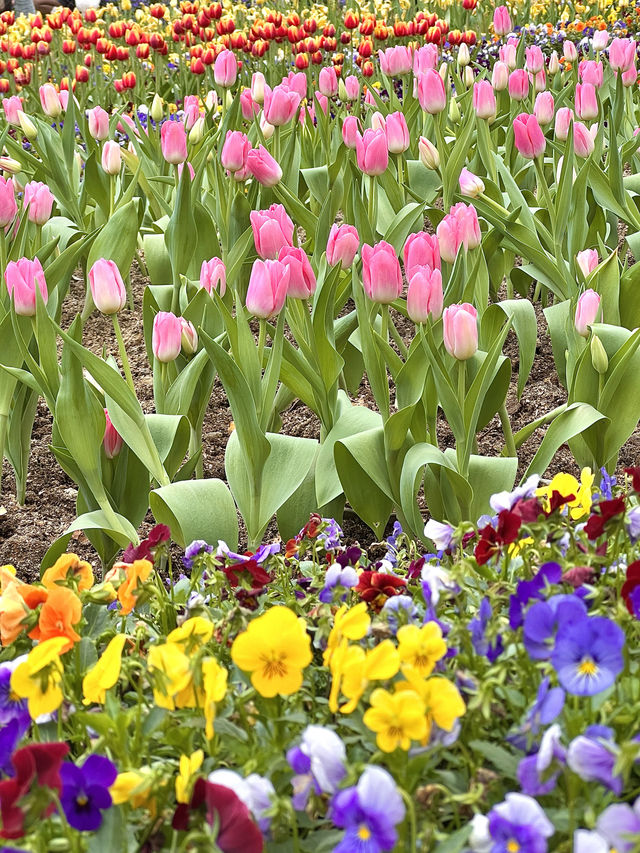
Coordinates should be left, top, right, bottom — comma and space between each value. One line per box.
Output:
413, 44, 439, 75
436, 203, 481, 263
221, 130, 250, 173
89, 258, 127, 315
246, 258, 290, 318
534, 91, 555, 126
508, 69, 529, 101
116, 114, 138, 138
493, 6, 512, 36
575, 289, 601, 336
318, 66, 338, 98
609, 37, 636, 73
499, 43, 517, 69
579, 60, 604, 88
182, 94, 201, 130
592, 30, 609, 52
152, 311, 182, 362
403, 232, 440, 277
285, 72, 308, 100
575, 83, 598, 121
513, 113, 546, 159
101, 140, 121, 175
2, 96, 22, 125
492, 61, 509, 91
343, 75, 360, 100
0, 176, 17, 228
160, 120, 187, 165
103, 409, 123, 459
531, 70, 546, 94
180, 318, 198, 354
622, 62, 638, 87
407, 266, 443, 323
473, 80, 496, 119
240, 89, 260, 120
418, 136, 439, 170
263, 84, 301, 126
213, 49, 237, 87
361, 241, 403, 304
342, 115, 360, 149
5, 257, 48, 316
87, 105, 109, 140
443, 303, 478, 360
525, 46, 544, 74
23, 181, 54, 226
416, 70, 446, 114
576, 250, 599, 278
315, 92, 328, 115
573, 121, 595, 157
250, 204, 294, 259
459, 167, 485, 198
371, 111, 386, 132
356, 128, 389, 176
39, 83, 61, 119
548, 51, 560, 75
379, 45, 412, 76
246, 145, 282, 187
563, 40, 578, 62
278, 246, 316, 299
326, 224, 359, 269
385, 112, 410, 154
554, 107, 574, 141
364, 90, 377, 108
251, 71, 266, 104
177, 162, 195, 182
200, 257, 226, 296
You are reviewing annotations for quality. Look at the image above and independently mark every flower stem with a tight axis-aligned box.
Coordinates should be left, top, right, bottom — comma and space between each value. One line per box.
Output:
112, 313, 135, 393
499, 403, 517, 457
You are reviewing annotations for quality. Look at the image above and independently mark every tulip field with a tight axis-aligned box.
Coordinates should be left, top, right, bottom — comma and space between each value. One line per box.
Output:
5, 0, 640, 849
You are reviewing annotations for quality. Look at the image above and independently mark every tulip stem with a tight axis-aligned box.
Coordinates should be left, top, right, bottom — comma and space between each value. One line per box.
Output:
499, 403, 517, 457
0, 411, 7, 495
368, 175, 378, 237
534, 156, 556, 238
0, 229, 7, 280
112, 313, 135, 393
456, 359, 468, 477
257, 318, 267, 370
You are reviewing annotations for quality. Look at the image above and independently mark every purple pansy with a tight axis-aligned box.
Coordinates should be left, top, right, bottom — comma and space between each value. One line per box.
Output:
287, 725, 346, 810
522, 595, 588, 660
330, 766, 405, 853
468, 597, 503, 663
509, 562, 563, 631
60, 755, 118, 831
551, 615, 624, 696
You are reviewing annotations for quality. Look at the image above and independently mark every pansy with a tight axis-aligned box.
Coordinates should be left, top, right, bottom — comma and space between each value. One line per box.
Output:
10, 637, 67, 719
319, 563, 359, 603
483, 793, 554, 852
82, 634, 127, 706
208, 769, 275, 833
287, 725, 346, 810
363, 687, 428, 752
424, 519, 454, 551
381, 595, 419, 633
474, 510, 522, 565
60, 755, 118, 831
355, 570, 407, 611
509, 562, 562, 630
182, 540, 214, 570
575, 800, 640, 852
468, 597, 503, 663
517, 724, 567, 796
536, 468, 594, 519
551, 615, 624, 695
330, 766, 405, 853
316, 518, 344, 552
522, 594, 587, 660
584, 496, 626, 539
567, 727, 624, 794
490, 475, 541, 513
397, 621, 447, 677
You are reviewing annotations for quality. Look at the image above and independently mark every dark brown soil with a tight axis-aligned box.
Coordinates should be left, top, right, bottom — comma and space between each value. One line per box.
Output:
1, 266, 639, 581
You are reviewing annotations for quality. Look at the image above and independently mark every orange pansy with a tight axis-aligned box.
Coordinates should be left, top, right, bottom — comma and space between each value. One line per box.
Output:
31, 586, 82, 652
118, 560, 153, 615
41, 553, 94, 592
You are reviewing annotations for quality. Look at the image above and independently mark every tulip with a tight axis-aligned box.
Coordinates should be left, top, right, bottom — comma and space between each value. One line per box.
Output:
609, 37, 636, 73
180, 318, 198, 354
326, 224, 359, 269
39, 83, 62, 119
17, 112, 37, 142
278, 246, 316, 299
103, 410, 123, 459
160, 120, 187, 165
573, 121, 595, 158
343, 75, 360, 100
182, 94, 201, 131
473, 80, 496, 119
246, 145, 282, 187
443, 303, 478, 360
246, 258, 290, 318
263, 84, 301, 126
404, 231, 440, 277
23, 181, 54, 226
2, 96, 22, 125
188, 117, 204, 146
213, 49, 237, 87
101, 140, 121, 175
361, 241, 403, 304
508, 69, 529, 101
548, 51, 561, 75
458, 44, 471, 69
590, 334, 608, 375
356, 128, 389, 176
459, 167, 485, 198
177, 162, 195, 182
200, 257, 226, 296
492, 61, 509, 91
0, 176, 17, 227
152, 311, 182, 362
575, 289, 601, 336
592, 30, 609, 52
318, 66, 338, 98
407, 266, 443, 323
385, 112, 409, 154
534, 92, 555, 126
89, 258, 126, 315
554, 107, 574, 141
413, 45, 439, 75
513, 113, 546, 159
379, 45, 412, 76
259, 113, 275, 140
416, 70, 446, 114
450, 98, 462, 124
493, 5, 512, 36
575, 83, 598, 121
622, 62, 638, 87
525, 46, 544, 74
342, 115, 360, 149
240, 89, 260, 120
5, 257, 48, 316
579, 60, 604, 88
0, 157, 22, 175
576, 250, 599, 278
221, 130, 250, 173
87, 105, 109, 140
250, 204, 294, 259
532, 70, 547, 93
418, 136, 439, 170
150, 93, 164, 122
500, 43, 517, 70
563, 40, 578, 62
437, 203, 482, 263
251, 71, 266, 105
371, 112, 386, 132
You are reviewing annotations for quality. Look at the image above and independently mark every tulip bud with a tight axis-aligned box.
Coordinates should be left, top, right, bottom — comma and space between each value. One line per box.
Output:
251, 71, 266, 105
23, 181, 54, 226
407, 266, 443, 323
103, 409, 123, 459
101, 140, 122, 175
548, 51, 560, 75
17, 111, 37, 141
443, 303, 478, 360
89, 258, 127, 315
459, 167, 485, 198
160, 120, 187, 165
247, 145, 283, 189
449, 98, 461, 123
326, 223, 359, 269
189, 116, 205, 145
575, 288, 601, 337
438, 62, 448, 82
259, 112, 275, 140
205, 90, 219, 112
200, 257, 226, 296
492, 61, 509, 91
180, 318, 198, 354
39, 83, 62, 119
0, 156, 22, 175
457, 43, 470, 67
418, 136, 440, 170
576, 249, 599, 278
87, 105, 109, 141
361, 241, 403, 303
5, 257, 48, 316
150, 93, 164, 122
246, 258, 290, 318
152, 311, 183, 362
590, 334, 608, 374
463, 67, 475, 89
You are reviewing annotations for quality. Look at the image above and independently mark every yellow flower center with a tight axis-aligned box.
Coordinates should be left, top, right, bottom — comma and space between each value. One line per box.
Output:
261, 653, 287, 680
77, 794, 89, 807
507, 842, 520, 853
413, 653, 431, 669
577, 657, 598, 677
358, 825, 372, 840
387, 725, 404, 739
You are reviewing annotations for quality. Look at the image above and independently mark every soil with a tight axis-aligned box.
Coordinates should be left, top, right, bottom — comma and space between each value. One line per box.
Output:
1, 264, 639, 581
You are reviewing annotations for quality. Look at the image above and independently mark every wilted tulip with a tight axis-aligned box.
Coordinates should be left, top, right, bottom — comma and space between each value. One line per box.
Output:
459, 167, 485, 198
152, 311, 182, 362
246, 145, 282, 187
576, 250, 599, 278
407, 266, 443, 323
103, 410, 123, 459
89, 258, 127, 315
361, 241, 403, 304
356, 128, 388, 176
443, 303, 478, 360
160, 120, 187, 165
101, 140, 122, 175
246, 258, 290, 318
278, 246, 316, 299
326, 224, 359, 269
575, 289, 601, 336
200, 258, 226, 296
5, 257, 48, 316
250, 204, 294, 259
87, 105, 109, 140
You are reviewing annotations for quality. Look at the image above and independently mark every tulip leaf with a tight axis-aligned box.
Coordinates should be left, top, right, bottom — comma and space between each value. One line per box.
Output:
481, 299, 537, 399
145, 414, 191, 481
87, 199, 140, 281
400, 443, 472, 533
523, 402, 606, 479
334, 429, 393, 538
150, 479, 238, 550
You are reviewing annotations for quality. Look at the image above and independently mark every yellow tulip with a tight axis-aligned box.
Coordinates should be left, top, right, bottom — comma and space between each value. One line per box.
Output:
82, 634, 127, 706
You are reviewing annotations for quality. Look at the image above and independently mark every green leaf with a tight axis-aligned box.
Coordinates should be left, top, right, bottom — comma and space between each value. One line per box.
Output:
469, 739, 519, 779
400, 443, 472, 532
150, 479, 238, 549
87, 200, 140, 282
334, 427, 393, 537
481, 299, 537, 399
523, 402, 606, 478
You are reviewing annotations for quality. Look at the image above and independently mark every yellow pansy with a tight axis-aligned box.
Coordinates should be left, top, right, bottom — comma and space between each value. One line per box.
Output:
10, 636, 68, 718
397, 622, 447, 678
363, 687, 428, 752
329, 639, 400, 714
323, 602, 371, 667
202, 657, 228, 740
176, 750, 204, 804
110, 770, 154, 808
167, 616, 214, 650
398, 673, 466, 741
231, 606, 312, 698
147, 642, 192, 709
537, 468, 594, 519
82, 634, 128, 706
